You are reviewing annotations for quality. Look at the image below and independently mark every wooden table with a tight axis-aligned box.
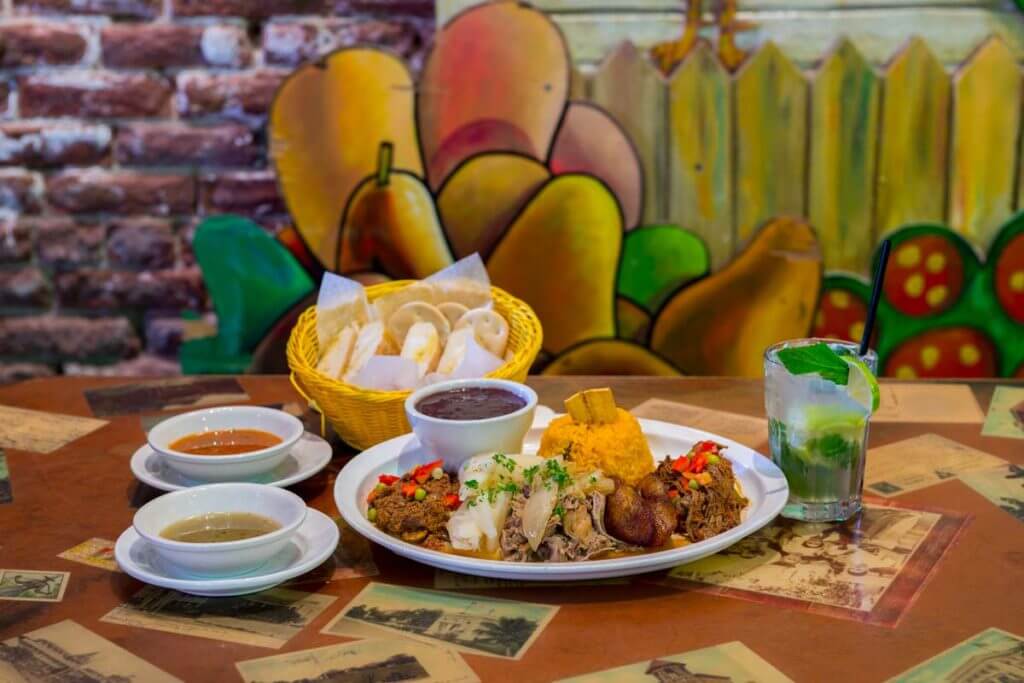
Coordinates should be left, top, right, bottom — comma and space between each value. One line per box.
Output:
0, 376, 1021, 682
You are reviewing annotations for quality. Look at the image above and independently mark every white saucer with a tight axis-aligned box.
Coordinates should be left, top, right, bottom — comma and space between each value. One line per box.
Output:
130, 432, 332, 492
115, 508, 340, 596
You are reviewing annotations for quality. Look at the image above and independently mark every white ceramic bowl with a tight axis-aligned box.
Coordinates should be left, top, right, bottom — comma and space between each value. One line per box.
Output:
147, 406, 303, 482
404, 378, 537, 471
132, 483, 307, 578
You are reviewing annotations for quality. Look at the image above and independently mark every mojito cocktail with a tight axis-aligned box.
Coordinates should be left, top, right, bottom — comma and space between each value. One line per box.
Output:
764, 339, 879, 522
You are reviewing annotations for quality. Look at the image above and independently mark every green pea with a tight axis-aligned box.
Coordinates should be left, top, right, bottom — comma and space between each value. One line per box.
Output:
414, 487, 427, 501
708, 454, 721, 465
689, 479, 701, 491
376, 483, 387, 493
367, 508, 377, 522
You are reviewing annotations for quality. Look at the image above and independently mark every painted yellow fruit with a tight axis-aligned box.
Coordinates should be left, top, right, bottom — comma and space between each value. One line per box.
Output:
488, 174, 622, 354
339, 143, 453, 279
651, 217, 822, 376
543, 339, 680, 375
437, 153, 550, 259
270, 48, 422, 270
616, 297, 651, 343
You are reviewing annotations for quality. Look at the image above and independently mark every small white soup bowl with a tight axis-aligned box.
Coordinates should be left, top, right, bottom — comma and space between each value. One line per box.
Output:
133, 483, 307, 578
405, 378, 537, 471
147, 406, 303, 482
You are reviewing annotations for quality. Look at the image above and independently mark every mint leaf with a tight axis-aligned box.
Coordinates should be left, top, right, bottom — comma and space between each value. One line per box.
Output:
776, 343, 850, 385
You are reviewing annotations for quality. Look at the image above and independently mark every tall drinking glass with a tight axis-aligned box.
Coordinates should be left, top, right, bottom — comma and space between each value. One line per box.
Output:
764, 338, 877, 522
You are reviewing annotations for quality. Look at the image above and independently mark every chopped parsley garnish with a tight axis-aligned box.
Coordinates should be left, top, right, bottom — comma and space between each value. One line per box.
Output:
492, 453, 516, 472
498, 481, 519, 495
464, 479, 479, 489
543, 459, 571, 489
553, 504, 565, 518
522, 465, 539, 483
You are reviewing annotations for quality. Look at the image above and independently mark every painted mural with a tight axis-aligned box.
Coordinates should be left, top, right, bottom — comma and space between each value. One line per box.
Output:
185, 0, 1024, 379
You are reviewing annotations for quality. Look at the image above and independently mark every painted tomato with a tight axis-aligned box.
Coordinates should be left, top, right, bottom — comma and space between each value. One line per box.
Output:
993, 232, 1024, 323
883, 327, 997, 379
814, 288, 870, 343
883, 236, 965, 317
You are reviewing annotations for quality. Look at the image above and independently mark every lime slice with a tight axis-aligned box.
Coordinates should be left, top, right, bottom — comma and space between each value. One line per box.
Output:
842, 355, 880, 413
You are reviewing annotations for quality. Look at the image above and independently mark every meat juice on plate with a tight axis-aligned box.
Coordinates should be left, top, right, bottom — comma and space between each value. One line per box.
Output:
764, 339, 879, 522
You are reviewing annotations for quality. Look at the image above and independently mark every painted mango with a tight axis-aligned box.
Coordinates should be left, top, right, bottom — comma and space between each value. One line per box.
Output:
618, 224, 709, 313
417, 0, 570, 190
339, 143, 453, 279
651, 217, 821, 376
550, 102, 644, 229
543, 339, 680, 375
270, 48, 422, 270
616, 297, 651, 344
436, 152, 549, 259
488, 174, 622, 354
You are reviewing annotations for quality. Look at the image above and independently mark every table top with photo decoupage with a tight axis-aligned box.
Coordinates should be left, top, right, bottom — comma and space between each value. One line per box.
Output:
0, 375, 1021, 683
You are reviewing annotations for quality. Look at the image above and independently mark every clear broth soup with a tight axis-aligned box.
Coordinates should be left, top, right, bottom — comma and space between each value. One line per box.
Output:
160, 512, 281, 543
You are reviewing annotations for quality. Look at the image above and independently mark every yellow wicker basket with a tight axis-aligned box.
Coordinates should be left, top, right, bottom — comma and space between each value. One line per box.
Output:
286, 281, 543, 450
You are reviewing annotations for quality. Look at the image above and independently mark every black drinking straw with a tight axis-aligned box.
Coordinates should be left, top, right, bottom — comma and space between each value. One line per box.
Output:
859, 239, 891, 356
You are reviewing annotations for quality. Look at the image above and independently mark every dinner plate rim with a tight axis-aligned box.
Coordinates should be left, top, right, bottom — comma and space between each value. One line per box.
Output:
129, 432, 332, 492
334, 415, 789, 580
114, 508, 339, 596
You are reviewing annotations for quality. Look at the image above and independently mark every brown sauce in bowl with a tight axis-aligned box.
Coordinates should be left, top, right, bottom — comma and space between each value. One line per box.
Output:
169, 429, 282, 455
416, 387, 527, 421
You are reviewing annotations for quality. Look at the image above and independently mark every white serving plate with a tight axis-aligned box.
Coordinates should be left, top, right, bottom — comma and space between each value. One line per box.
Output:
335, 415, 789, 580
115, 508, 339, 597
130, 432, 332, 492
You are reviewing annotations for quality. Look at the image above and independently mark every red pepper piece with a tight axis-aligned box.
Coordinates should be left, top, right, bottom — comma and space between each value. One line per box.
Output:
413, 459, 444, 483
401, 482, 418, 498
378, 474, 400, 485
672, 455, 690, 472
366, 488, 379, 504
667, 489, 679, 498
443, 493, 461, 509
691, 453, 708, 473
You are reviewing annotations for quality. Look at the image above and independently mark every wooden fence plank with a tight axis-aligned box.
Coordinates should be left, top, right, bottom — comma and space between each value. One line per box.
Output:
949, 37, 1022, 246
591, 41, 668, 223
509, 9, 1024, 67
809, 39, 880, 274
666, 42, 734, 269
875, 37, 951, 237
734, 41, 808, 243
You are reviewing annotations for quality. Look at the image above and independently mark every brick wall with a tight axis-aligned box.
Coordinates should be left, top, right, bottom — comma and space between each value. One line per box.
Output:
0, 0, 434, 384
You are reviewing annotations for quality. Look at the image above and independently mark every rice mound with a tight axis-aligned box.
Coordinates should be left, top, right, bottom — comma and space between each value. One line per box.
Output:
538, 408, 653, 484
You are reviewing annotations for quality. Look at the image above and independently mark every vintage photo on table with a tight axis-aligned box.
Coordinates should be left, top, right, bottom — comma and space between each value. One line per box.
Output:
887, 628, 1024, 682
58, 537, 119, 572
872, 383, 984, 423
0, 619, 181, 682
84, 377, 250, 417
663, 504, 968, 626
236, 638, 480, 683
864, 433, 1006, 497
0, 569, 70, 602
981, 385, 1024, 440
0, 404, 107, 454
322, 582, 559, 660
556, 641, 793, 682
631, 398, 769, 449
960, 464, 1024, 523
0, 452, 10, 504
101, 585, 337, 649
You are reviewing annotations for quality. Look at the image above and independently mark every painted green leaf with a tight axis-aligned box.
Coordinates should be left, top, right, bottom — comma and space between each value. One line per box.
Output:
618, 224, 709, 313
191, 215, 315, 356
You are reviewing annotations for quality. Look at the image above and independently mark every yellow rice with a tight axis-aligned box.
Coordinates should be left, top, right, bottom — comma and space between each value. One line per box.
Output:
538, 408, 653, 484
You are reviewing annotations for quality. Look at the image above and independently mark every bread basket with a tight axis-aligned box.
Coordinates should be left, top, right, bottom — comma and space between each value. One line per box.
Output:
286, 280, 543, 450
